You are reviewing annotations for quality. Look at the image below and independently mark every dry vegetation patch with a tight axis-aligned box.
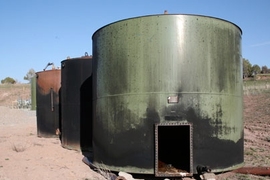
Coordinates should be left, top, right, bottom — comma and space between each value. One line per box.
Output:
0, 84, 31, 108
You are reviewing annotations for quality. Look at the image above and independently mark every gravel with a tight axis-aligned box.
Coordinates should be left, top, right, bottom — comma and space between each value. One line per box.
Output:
0, 106, 36, 126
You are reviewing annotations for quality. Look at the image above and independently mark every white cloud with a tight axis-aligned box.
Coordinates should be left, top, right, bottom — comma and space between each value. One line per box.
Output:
250, 41, 270, 47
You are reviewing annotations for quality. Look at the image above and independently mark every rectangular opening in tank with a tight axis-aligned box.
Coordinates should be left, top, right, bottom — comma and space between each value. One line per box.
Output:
155, 122, 193, 177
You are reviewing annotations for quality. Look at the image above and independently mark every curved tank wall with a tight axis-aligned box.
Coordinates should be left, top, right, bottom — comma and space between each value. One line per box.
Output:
36, 69, 61, 138
92, 14, 243, 174
60, 54, 92, 151
31, 75, 36, 110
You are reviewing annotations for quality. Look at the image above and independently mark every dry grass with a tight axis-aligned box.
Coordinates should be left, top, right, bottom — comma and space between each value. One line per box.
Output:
0, 84, 31, 107
12, 143, 27, 152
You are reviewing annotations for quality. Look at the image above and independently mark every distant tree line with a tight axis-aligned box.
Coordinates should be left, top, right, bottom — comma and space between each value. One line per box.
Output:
243, 58, 270, 78
1, 60, 269, 84
1, 68, 36, 84
1, 77, 16, 84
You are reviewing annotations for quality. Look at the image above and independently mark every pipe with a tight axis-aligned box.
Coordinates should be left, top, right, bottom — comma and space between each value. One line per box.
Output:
43, 62, 55, 71
233, 167, 270, 176
50, 88, 54, 111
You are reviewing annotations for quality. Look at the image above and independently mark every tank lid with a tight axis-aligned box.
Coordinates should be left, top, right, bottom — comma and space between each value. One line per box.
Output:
92, 13, 242, 38
63, 52, 92, 62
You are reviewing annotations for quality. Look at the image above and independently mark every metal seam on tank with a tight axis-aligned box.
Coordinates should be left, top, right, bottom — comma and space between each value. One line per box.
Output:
95, 92, 242, 99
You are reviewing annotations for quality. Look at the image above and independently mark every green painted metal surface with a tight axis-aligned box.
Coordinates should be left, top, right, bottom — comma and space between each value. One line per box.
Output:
92, 14, 243, 174
30, 75, 36, 110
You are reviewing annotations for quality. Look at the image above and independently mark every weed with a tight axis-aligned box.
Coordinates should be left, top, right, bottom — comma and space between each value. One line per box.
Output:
95, 163, 117, 180
12, 144, 26, 152
235, 173, 252, 180
245, 150, 253, 156
33, 142, 43, 147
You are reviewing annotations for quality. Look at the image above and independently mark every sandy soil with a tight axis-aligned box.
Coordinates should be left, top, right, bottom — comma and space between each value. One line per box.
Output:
0, 84, 270, 180
0, 106, 105, 180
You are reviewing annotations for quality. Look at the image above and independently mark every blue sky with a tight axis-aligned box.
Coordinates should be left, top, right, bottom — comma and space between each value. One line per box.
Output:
1, 0, 269, 83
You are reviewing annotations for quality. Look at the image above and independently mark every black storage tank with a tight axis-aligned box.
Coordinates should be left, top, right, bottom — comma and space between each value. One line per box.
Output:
60, 53, 92, 152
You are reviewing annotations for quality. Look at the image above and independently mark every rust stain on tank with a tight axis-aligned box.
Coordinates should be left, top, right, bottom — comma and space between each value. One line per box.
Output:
36, 69, 61, 95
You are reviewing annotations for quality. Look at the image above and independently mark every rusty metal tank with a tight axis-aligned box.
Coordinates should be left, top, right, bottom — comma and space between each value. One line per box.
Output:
60, 53, 93, 152
36, 64, 61, 138
92, 14, 243, 176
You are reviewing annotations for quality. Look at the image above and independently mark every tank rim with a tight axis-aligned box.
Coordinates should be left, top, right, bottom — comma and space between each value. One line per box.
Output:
61, 56, 92, 63
36, 68, 61, 74
92, 13, 242, 39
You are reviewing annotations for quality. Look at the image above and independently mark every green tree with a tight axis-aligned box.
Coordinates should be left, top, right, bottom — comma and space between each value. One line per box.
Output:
1, 77, 16, 84
24, 68, 36, 83
251, 64, 261, 75
261, 65, 268, 74
243, 58, 252, 78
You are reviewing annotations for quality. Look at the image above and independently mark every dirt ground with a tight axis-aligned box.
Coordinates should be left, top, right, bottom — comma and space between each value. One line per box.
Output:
0, 85, 106, 180
0, 84, 270, 180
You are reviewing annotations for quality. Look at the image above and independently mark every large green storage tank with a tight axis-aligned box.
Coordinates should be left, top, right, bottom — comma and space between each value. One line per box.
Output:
92, 14, 243, 177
